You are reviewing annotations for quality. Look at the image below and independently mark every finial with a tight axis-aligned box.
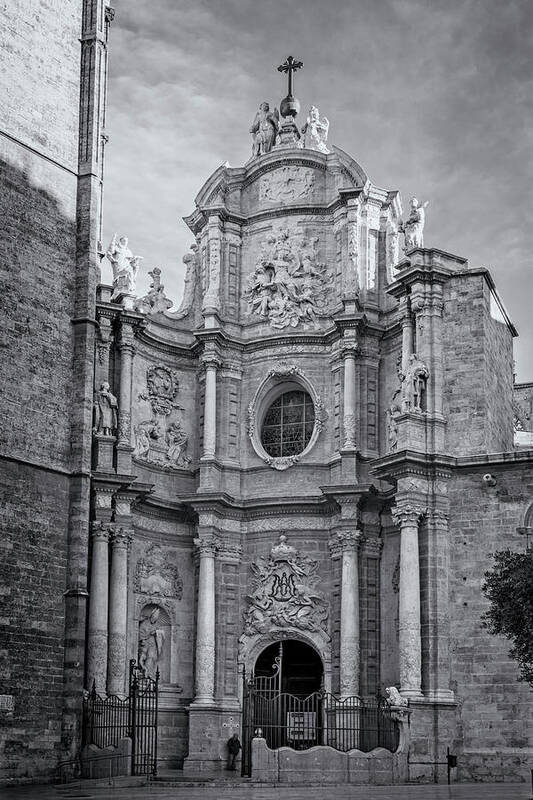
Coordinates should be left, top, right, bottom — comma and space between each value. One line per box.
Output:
277, 56, 303, 119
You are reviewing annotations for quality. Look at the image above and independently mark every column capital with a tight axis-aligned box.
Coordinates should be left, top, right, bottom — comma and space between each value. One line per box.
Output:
329, 530, 362, 558
427, 509, 448, 525
201, 354, 222, 371
340, 342, 359, 360
110, 528, 133, 549
194, 535, 218, 558
391, 504, 424, 527
217, 540, 242, 563
361, 536, 383, 557
90, 521, 113, 541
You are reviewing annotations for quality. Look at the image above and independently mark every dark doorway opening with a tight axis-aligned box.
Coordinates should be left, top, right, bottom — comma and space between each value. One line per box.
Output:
254, 639, 322, 697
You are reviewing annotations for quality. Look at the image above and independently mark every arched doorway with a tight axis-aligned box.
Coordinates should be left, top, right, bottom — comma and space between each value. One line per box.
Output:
254, 639, 323, 697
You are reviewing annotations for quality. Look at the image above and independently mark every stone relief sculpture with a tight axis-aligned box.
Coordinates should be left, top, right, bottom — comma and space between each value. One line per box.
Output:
244, 227, 330, 329
259, 166, 315, 203
250, 102, 280, 157
134, 364, 192, 470
399, 197, 429, 251
135, 267, 173, 315
385, 686, 408, 707
301, 105, 329, 153
243, 535, 328, 636
93, 381, 118, 436
165, 420, 192, 467
402, 353, 429, 412
107, 234, 143, 307
138, 605, 168, 679
133, 543, 183, 599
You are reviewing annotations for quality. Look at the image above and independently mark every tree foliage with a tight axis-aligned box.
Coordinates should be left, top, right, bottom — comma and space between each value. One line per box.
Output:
482, 549, 533, 686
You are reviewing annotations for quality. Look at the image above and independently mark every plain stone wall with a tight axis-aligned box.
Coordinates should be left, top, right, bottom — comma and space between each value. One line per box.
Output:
0, 0, 81, 783
448, 466, 533, 782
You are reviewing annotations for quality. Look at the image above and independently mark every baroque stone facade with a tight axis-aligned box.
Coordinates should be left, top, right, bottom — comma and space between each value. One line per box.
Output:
2, 10, 533, 788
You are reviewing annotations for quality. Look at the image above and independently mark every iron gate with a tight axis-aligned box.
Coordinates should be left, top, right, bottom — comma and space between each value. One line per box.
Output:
82, 660, 159, 775
242, 658, 399, 777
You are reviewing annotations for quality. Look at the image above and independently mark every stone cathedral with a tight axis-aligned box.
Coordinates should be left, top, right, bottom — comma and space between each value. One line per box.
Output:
2, 2, 533, 787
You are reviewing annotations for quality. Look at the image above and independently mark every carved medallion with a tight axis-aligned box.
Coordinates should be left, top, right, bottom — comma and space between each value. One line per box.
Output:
259, 166, 315, 203
243, 535, 328, 635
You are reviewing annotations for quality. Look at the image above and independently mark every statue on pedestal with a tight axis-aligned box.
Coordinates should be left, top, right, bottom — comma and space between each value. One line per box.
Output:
107, 234, 143, 306
135, 267, 173, 315
301, 106, 329, 153
93, 381, 118, 436
250, 102, 279, 157
400, 197, 429, 251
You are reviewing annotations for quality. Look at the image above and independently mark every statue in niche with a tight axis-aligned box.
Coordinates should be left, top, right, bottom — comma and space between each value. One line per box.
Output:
165, 420, 191, 467
250, 102, 280, 157
138, 606, 166, 679
107, 234, 143, 303
403, 353, 429, 412
399, 197, 429, 251
93, 381, 118, 436
135, 267, 173, 315
301, 105, 329, 153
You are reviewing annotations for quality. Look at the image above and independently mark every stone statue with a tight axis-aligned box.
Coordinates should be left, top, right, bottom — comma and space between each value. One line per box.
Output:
400, 197, 429, 251
250, 102, 280, 157
135, 267, 173, 315
107, 234, 143, 305
385, 686, 408, 707
93, 381, 118, 436
301, 105, 329, 153
403, 353, 429, 412
138, 607, 165, 679
165, 420, 191, 467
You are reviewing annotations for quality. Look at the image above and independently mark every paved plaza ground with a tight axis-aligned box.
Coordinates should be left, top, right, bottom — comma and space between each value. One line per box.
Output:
2, 782, 533, 800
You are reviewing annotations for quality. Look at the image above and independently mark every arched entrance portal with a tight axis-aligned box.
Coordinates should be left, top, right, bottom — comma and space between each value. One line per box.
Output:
254, 639, 323, 697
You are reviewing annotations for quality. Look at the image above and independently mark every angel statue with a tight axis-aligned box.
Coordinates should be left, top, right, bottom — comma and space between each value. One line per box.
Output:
400, 197, 429, 251
107, 234, 143, 306
250, 102, 280, 157
301, 105, 329, 153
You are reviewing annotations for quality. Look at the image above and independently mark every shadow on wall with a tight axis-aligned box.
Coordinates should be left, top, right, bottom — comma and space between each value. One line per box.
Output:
0, 155, 78, 785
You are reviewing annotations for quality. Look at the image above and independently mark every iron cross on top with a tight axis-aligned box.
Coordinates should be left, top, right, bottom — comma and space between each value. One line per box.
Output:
277, 56, 303, 97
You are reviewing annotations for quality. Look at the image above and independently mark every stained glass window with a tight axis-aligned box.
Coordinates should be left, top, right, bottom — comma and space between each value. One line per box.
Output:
261, 390, 315, 458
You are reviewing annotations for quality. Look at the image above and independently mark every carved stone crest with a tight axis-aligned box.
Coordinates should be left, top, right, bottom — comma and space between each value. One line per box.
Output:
244, 227, 330, 330
133, 544, 183, 599
140, 365, 180, 416
243, 535, 328, 635
259, 167, 315, 203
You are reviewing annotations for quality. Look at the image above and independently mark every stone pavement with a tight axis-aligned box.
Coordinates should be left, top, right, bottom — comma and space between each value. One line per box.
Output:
1, 782, 533, 800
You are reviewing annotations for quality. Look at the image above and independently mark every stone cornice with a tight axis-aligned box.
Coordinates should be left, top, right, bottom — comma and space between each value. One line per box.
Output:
370, 451, 455, 482
180, 491, 339, 520
134, 494, 195, 523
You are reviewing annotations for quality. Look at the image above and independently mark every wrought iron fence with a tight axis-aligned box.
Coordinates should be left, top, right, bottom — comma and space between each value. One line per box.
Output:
242, 671, 399, 776
82, 660, 159, 776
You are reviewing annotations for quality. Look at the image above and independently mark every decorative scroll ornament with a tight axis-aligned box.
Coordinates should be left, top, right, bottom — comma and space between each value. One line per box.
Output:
133, 544, 183, 599
259, 166, 315, 202
243, 535, 328, 636
244, 227, 330, 329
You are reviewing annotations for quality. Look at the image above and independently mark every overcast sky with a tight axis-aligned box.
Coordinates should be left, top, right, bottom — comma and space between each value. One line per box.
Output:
103, 0, 533, 380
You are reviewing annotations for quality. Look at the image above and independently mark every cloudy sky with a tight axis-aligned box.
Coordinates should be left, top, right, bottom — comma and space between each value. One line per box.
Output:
103, 0, 533, 379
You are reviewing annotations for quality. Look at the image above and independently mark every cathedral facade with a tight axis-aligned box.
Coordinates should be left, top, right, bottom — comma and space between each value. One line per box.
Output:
2, 1, 533, 786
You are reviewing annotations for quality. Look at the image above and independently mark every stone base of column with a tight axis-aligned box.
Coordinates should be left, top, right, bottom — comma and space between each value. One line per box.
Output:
183, 705, 242, 776
396, 413, 446, 452
198, 457, 222, 491
116, 442, 133, 474
93, 434, 116, 471
340, 449, 357, 482
399, 688, 424, 699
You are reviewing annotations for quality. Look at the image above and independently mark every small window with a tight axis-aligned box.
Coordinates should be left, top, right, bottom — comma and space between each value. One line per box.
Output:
261, 390, 315, 458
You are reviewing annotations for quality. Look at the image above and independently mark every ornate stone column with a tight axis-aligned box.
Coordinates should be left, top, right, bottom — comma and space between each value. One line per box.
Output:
116, 319, 135, 473
86, 522, 110, 693
400, 296, 414, 377
107, 527, 131, 696
342, 343, 358, 450
202, 356, 219, 459
424, 509, 454, 702
192, 535, 218, 705
330, 530, 361, 697
95, 311, 114, 387
392, 505, 423, 698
